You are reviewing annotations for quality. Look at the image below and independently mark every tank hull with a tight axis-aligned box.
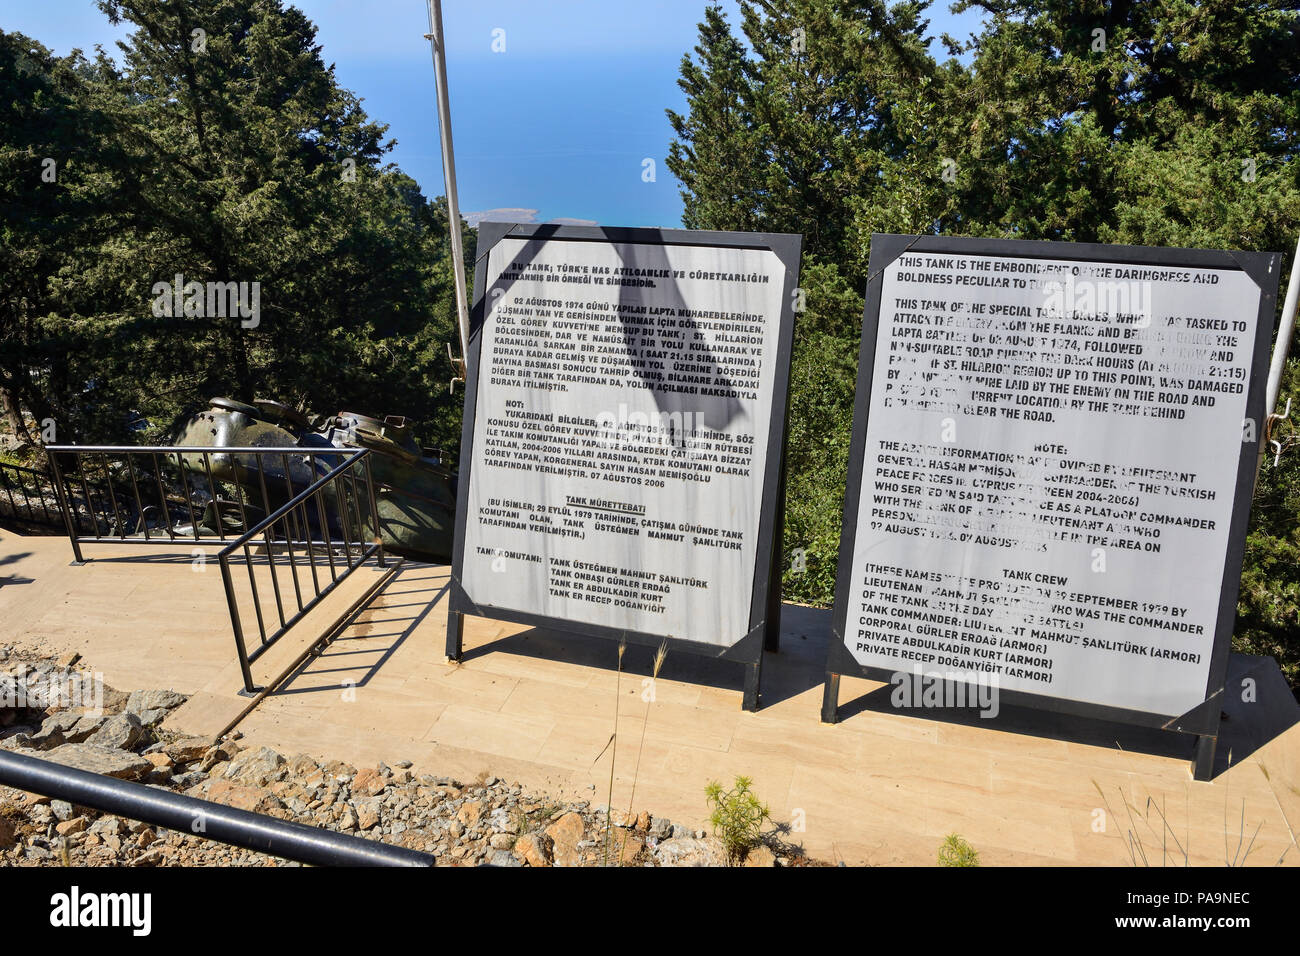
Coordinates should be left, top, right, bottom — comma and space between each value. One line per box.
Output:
174, 399, 456, 562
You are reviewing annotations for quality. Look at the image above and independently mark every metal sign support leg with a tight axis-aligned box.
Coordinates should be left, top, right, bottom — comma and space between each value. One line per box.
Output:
820, 673, 840, 723
1193, 734, 1217, 781
446, 609, 465, 662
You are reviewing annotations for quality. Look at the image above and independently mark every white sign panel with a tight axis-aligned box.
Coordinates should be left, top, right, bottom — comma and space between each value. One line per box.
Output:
840, 245, 1265, 718
459, 234, 790, 648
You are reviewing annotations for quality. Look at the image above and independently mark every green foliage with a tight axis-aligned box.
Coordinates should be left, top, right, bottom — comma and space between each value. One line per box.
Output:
669, 0, 1300, 680
1237, 365, 1300, 686
705, 774, 771, 864
0, 0, 469, 459
782, 259, 861, 603
6, 0, 1300, 685
937, 833, 980, 867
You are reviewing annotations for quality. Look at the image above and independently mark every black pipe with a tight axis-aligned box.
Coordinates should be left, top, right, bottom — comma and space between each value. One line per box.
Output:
0, 749, 433, 867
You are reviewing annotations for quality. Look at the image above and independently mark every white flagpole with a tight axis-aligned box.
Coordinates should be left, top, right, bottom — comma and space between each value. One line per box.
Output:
1255, 232, 1300, 482
425, 0, 471, 389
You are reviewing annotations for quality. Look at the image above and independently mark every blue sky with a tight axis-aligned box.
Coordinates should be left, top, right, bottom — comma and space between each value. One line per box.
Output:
2, 0, 985, 228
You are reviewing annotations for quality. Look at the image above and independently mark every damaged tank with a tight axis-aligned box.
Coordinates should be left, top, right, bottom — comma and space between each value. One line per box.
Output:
174, 397, 456, 562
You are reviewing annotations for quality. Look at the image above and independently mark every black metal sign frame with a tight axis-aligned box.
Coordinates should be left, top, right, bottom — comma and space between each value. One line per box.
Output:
822, 233, 1280, 779
447, 223, 802, 709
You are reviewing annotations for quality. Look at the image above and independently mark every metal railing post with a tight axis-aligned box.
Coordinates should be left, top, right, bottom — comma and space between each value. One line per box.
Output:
363, 452, 386, 567
220, 551, 257, 695
47, 451, 84, 563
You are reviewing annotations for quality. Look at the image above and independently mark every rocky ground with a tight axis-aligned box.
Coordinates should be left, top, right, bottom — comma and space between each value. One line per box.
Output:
0, 647, 816, 867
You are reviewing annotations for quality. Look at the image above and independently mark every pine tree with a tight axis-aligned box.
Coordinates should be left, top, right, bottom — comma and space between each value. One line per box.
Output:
667, 0, 1300, 679
1, 1, 470, 456
666, 4, 763, 232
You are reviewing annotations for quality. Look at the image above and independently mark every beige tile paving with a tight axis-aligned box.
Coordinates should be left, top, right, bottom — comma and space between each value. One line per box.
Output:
1, 530, 1297, 865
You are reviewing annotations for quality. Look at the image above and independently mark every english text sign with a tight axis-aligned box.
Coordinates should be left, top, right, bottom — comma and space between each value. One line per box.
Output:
826, 234, 1279, 743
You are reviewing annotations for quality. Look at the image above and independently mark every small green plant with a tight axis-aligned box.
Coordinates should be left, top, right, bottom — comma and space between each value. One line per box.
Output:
937, 833, 979, 867
705, 775, 770, 865
510, 807, 529, 838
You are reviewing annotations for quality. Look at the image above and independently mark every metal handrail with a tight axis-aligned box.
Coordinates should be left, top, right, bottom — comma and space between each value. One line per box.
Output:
44, 444, 354, 562
0, 459, 61, 529
0, 748, 432, 866
35, 443, 390, 697
215, 449, 367, 559
48, 445, 331, 454
218, 448, 387, 694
